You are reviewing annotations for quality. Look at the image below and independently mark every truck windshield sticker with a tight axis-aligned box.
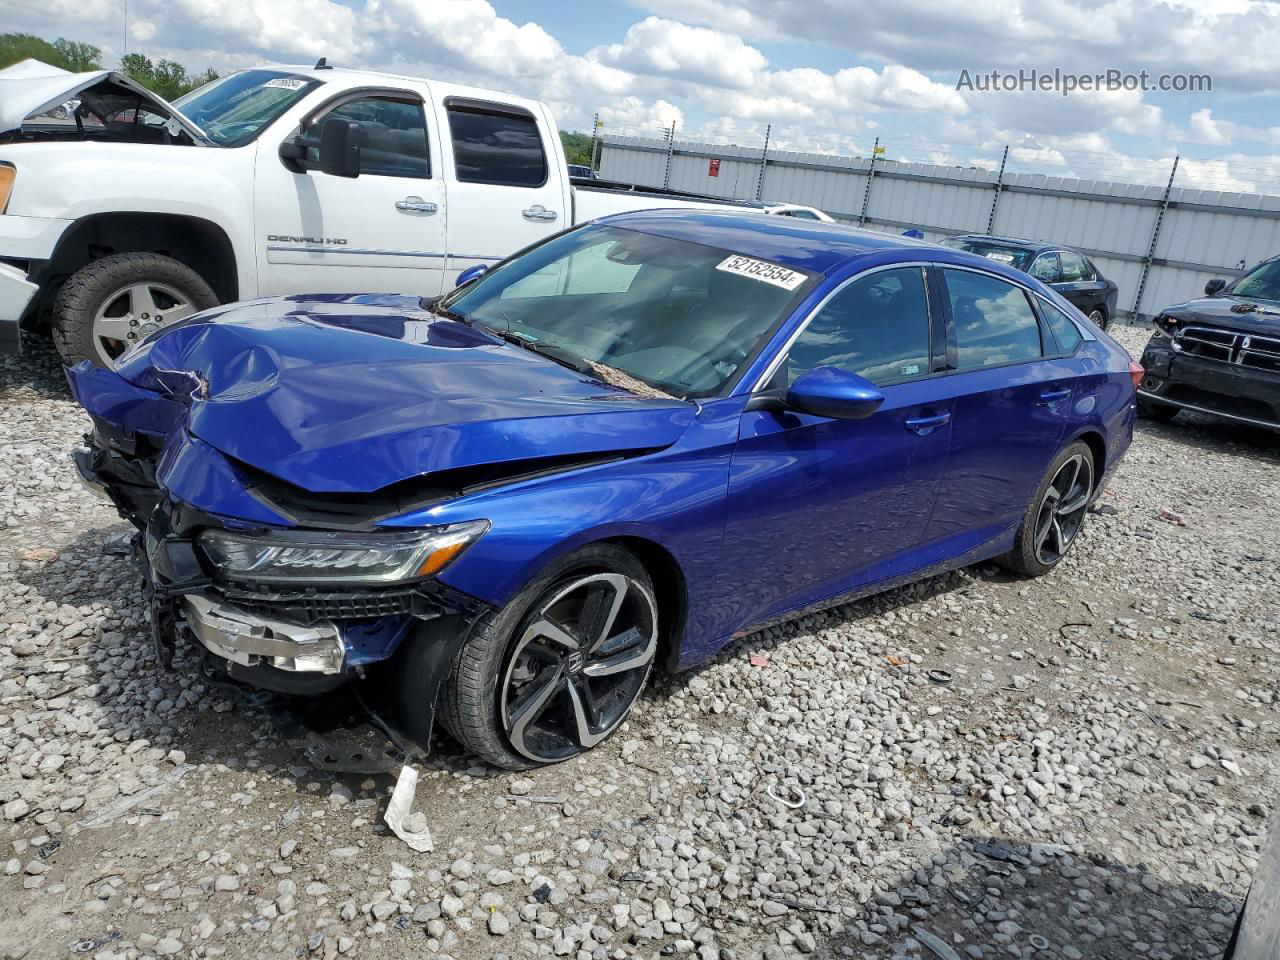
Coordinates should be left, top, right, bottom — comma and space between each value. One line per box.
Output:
715, 255, 807, 291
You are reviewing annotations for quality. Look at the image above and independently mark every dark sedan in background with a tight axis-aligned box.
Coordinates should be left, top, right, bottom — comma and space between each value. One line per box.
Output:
1138, 256, 1280, 431
944, 235, 1119, 330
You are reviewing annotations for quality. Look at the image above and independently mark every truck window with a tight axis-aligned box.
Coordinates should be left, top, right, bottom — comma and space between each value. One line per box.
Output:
446, 104, 547, 187
302, 95, 429, 178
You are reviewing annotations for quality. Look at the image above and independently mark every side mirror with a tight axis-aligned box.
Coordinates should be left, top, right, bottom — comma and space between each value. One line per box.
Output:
1204, 277, 1226, 296
318, 119, 362, 178
784, 366, 885, 420
455, 264, 488, 288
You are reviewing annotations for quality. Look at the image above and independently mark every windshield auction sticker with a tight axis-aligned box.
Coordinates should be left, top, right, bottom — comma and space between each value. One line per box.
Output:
716, 255, 808, 291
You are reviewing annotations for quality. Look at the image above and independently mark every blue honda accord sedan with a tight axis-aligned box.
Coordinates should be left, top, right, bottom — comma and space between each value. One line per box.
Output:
67, 210, 1138, 769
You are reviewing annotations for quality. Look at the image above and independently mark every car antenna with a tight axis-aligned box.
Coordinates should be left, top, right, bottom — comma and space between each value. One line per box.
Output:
315, 57, 333, 70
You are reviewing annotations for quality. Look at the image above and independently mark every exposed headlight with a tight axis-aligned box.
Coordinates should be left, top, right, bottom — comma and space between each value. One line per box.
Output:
0, 164, 13, 214
197, 521, 488, 584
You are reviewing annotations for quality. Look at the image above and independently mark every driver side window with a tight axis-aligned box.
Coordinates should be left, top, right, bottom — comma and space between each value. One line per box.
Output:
785, 267, 931, 386
301, 95, 430, 178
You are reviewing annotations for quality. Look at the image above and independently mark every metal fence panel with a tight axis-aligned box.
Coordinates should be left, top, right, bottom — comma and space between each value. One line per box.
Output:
599, 135, 1280, 320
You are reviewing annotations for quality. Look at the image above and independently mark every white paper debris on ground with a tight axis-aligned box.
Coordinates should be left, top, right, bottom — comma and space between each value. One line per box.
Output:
384, 764, 433, 852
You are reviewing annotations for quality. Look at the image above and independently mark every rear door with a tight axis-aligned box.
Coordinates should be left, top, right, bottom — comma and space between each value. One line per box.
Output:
1053, 250, 1104, 313
436, 97, 568, 286
722, 264, 955, 627
921, 266, 1081, 554
254, 84, 447, 297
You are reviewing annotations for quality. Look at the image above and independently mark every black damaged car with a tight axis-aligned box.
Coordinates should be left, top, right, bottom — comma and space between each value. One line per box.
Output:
1138, 256, 1280, 431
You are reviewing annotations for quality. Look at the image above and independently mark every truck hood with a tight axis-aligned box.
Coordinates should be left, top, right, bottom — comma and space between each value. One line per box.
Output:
1164, 295, 1280, 337
104, 294, 694, 495
0, 59, 206, 140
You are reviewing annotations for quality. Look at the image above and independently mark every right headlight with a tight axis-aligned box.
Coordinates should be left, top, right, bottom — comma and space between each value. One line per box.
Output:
0, 164, 14, 214
197, 520, 489, 585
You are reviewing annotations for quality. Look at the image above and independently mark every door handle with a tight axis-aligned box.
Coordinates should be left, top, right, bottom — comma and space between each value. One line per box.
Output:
396, 196, 438, 214
522, 204, 558, 222
1038, 387, 1072, 404
905, 411, 951, 435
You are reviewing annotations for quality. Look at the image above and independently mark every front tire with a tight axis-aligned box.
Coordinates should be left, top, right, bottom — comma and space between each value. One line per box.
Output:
440, 544, 659, 770
1000, 441, 1095, 577
52, 253, 219, 368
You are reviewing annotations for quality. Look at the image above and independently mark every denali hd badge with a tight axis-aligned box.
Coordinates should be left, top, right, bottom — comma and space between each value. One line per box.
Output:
267, 235, 349, 245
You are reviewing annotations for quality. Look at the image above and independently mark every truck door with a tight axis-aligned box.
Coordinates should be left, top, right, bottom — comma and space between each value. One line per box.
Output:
435, 96, 568, 286
254, 85, 447, 297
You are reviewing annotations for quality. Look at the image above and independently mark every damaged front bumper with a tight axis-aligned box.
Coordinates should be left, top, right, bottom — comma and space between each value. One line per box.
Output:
73, 415, 490, 750
1139, 333, 1280, 430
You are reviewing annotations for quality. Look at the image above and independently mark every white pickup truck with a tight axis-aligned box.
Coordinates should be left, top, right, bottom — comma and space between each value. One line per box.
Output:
0, 59, 755, 368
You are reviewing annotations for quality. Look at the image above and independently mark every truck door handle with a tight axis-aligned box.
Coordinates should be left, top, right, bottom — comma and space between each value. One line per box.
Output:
1038, 387, 1072, 404
905, 411, 951, 435
395, 196, 438, 214
522, 205, 558, 222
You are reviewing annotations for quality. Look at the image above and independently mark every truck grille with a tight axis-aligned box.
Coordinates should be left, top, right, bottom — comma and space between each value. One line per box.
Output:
1174, 325, 1280, 374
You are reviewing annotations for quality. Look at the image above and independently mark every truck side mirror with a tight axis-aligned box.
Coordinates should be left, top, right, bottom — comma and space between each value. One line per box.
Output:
318, 120, 362, 178
1204, 277, 1226, 296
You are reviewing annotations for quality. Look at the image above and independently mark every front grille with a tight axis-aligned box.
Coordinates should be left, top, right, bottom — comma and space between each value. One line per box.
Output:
220, 586, 423, 625
1174, 324, 1280, 374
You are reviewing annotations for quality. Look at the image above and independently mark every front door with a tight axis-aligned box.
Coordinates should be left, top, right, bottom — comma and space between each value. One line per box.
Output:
254, 89, 447, 297
722, 265, 952, 629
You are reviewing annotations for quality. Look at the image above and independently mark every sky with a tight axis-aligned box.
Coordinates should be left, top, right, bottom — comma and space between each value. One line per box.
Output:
4, 0, 1280, 194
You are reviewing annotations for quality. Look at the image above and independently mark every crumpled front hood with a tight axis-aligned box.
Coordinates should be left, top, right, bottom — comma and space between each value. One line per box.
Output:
112, 294, 694, 494
1165, 296, 1280, 336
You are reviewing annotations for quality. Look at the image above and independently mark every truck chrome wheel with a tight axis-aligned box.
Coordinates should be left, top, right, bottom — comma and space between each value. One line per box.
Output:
1033, 453, 1093, 565
92, 281, 197, 365
500, 572, 657, 763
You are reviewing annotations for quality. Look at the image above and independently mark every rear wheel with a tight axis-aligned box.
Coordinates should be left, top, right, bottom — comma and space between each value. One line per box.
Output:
52, 253, 218, 368
1001, 441, 1095, 577
1087, 307, 1109, 331
440, 544, 659, 769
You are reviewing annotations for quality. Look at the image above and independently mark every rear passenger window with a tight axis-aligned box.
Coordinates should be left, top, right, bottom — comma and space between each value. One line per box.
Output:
786, 267, 931, 386
942, 270, 1043, 369
1042, 302, 1084, 354
1058, 251, 1089, 282
304, 96, 429, 178
447, 105, 547, 187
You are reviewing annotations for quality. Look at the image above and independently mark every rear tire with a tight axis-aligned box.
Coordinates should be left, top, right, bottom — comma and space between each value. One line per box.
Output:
52, 253, 219, 369
1000, 441, 1095, 577
1087, 307, 1109, 331
440, 544, 659, 770
1137, 398, 1179, 423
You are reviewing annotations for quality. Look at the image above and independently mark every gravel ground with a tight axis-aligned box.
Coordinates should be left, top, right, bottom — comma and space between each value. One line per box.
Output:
0, 323, 1278, 960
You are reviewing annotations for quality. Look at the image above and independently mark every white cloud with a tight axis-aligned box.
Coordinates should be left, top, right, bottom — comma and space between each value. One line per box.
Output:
593, 17, 767, 90
1188, 107, 1230, 145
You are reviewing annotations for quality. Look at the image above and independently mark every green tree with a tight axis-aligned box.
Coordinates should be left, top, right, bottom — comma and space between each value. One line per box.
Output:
0, 33, 101, 72
560, 130, 594, 168
120, 52, 217, 100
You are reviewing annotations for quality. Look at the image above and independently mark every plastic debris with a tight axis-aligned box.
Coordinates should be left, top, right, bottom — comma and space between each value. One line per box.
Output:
71, 932, 122, 954
884, 654, 907, 666
384, 765, 433, 852
766, 783, 806, 809
927, 669, 953, 685
1157, 507, 1186, 526
914, 928, 963, 960
1029, 934, 1050, 950
748, 652, 770, 667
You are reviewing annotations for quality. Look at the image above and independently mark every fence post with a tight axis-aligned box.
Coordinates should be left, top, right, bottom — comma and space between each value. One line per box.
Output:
589, 114, 602, 174
858, 138, 880, 227
1131, 155, 1179, 321
662, 122, 676, 190
987, 145, 1009, 235
755, 124, 771, 202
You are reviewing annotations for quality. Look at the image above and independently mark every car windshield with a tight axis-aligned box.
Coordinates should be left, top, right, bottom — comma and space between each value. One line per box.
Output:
1224, 259, 1280, 302
439, 225, 814, 399
173, 70, 321, 147
944, 238, 1035, 271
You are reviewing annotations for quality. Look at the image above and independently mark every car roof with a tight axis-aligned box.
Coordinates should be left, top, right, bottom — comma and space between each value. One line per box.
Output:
596, 209, 934, 275
951, 234, 1093, 258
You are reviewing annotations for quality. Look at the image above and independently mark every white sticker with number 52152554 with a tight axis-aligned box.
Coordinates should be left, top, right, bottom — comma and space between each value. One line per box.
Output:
715, 255, 808, 291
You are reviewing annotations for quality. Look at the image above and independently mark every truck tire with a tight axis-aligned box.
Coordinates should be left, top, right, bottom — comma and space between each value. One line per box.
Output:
438, 543, 659, 770
52, 253, 219, 368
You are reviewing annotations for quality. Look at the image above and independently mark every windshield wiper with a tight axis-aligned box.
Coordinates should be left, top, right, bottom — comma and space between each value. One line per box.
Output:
420, 297, 468, 323
473, 322, 593, 373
